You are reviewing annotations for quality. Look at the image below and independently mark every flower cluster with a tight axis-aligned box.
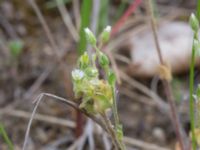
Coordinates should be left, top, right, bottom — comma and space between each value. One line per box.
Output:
72, 26, 115, 114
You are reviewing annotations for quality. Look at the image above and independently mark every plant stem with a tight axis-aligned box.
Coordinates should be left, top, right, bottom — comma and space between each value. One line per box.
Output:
111, 86, 120, 128
101, 113, 124, 150
75, 110, 83, 137
101, 113, 119, 149
147, 0, 186, 149
163, 81, 186, 150
189, 35, 197, 150
94, 35, 125, 149
94, 45, 120, 129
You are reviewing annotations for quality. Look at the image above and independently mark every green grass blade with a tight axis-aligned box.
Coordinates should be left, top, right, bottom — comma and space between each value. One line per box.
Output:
0, 123, 14, 150
197, 0, 200, 20
98, 0, 109, 33
78, 0, 93, 55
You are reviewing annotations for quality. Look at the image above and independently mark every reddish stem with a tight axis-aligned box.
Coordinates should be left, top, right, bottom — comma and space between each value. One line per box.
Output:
75, 110, 84, 137
111, 0, 142, 37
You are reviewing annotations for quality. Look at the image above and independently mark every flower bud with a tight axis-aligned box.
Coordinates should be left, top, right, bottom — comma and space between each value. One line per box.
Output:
189, 13, 199, 32
78, 52, 90, 69
84, 28, 96, 46
72, 69, 84, 81
99, 52, 109, 68
100, 26, 111, 43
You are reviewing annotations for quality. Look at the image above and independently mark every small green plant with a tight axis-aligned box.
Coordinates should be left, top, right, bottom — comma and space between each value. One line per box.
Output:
0, 123, 14, 150
72, 26, 125, 149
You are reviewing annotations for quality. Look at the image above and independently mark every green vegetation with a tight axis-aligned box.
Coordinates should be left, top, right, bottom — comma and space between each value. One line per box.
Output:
0, 123, 14, 150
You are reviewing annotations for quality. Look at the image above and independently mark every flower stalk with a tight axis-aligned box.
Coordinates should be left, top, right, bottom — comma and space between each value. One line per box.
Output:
189, 12, 200, 149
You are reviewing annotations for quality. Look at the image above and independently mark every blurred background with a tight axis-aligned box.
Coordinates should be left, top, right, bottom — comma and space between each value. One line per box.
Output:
0, 0, 198, 149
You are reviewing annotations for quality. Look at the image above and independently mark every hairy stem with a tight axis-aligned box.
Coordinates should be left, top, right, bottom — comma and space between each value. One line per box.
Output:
111, 86, 120, 128
101, 113, 124, 150
189, 35, 197, 150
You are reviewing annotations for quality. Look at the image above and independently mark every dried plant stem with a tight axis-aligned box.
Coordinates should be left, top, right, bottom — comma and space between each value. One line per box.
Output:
72, 0, 80, 30
28, 0, 60, 58
101, 113, 118, 149
56, 0, 79, 42
147, 0, 187, 149
22, 93, 106, 150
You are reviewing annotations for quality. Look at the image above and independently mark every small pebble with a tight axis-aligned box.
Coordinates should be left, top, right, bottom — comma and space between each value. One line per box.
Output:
152, 127, 166, 143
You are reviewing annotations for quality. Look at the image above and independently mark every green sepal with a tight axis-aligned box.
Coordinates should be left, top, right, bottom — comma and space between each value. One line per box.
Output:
85, 67, 99, 78
108, 71, 116, 86
100, 26, 111, 43
99, 52, 109, 68
84, 28, 97, 46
